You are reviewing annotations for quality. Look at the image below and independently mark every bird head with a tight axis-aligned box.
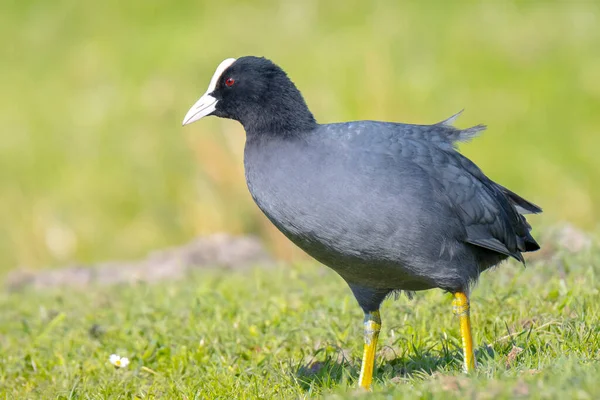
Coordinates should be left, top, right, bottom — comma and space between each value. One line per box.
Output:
182, 56, 316, 134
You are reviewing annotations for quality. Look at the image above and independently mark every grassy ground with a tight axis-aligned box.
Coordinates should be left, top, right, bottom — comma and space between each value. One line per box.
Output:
1, 0, 600, 271
1, 1, 599, 398
1, 248, 598, 399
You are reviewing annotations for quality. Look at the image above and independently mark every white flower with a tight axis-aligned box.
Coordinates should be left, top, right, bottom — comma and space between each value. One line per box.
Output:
109, 354, 130, 368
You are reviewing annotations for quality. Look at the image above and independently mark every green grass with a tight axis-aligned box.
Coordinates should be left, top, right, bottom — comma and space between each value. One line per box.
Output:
1, 1, 599, 397
1, 251, 598, 398
1, 0, 600, 271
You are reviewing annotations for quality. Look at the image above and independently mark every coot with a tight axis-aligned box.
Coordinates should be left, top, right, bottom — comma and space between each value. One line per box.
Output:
182, 56, 541, 388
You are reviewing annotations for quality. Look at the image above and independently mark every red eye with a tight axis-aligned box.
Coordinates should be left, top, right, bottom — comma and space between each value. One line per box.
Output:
225, 77, 235, 87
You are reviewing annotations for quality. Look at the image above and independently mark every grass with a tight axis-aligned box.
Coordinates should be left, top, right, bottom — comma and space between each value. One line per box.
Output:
1, 0, 600, 271
1, 1, 599, 397
1, 248, 598, 398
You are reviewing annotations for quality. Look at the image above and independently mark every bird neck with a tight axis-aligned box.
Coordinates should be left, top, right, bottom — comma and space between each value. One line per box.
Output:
242, 81, 318, 139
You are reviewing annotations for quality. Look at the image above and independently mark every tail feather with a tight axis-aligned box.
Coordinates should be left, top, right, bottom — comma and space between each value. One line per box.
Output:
497, 184, 542, 215
436, 109, 464, 126
435, 110, 486, 143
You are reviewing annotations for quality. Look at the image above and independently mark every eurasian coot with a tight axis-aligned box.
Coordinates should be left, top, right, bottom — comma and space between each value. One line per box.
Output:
182, 56, 541, 388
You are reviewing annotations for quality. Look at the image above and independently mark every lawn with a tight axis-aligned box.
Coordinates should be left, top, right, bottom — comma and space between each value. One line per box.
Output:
1, 0, 599, 398
1, 245, 598, 398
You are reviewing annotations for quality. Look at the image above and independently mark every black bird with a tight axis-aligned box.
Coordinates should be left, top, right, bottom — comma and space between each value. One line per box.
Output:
182, 56, 541, 388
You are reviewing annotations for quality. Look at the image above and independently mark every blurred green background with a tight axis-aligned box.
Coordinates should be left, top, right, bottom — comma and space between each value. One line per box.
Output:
1, 0, 599, 273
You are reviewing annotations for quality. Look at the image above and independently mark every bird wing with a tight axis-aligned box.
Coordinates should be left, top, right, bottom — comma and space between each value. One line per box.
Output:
428, 149, 539, 262
494, 183, 542, 215
431, 113, 541, 215
328, 119, 540, 262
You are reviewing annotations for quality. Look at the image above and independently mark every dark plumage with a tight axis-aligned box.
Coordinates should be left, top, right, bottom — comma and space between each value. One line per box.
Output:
182, 56, 541, 387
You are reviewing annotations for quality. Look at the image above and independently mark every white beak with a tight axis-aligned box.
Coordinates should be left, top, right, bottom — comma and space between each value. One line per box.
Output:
182, 58, 237, 126
182, 93, 218, 126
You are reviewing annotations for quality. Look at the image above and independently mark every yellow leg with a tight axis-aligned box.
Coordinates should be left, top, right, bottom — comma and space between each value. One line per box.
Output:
452, 292, 476, 373
358, 310, 381, 389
